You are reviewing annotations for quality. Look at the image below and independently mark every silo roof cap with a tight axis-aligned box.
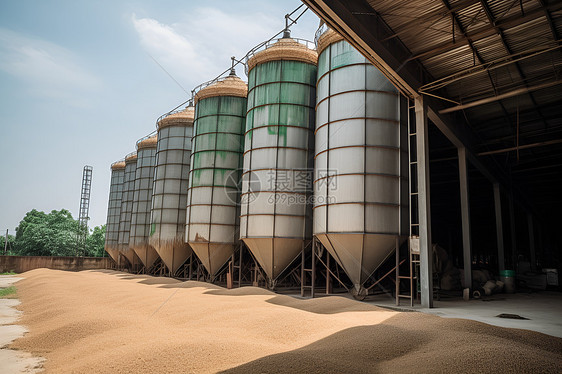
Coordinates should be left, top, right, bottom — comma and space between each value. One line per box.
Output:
125, 151, 137, 163
194, 75, 248, 105
316, 28, 344, 55
137, 134, 158, 150
157, 106, 195, 129
111, 160, 126, 170
247, 37, 317, 72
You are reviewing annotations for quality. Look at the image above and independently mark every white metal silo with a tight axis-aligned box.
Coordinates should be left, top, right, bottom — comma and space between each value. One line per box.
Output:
149, 106, 194, 274
187, 73, 247, 277
240, 35, 317, 285
130, 134, 159, 269
105, 160, 126, 263
314, 28, 408, 297
118, 151, 140, 267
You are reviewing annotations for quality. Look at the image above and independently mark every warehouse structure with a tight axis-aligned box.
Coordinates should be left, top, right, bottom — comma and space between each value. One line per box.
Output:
302, 0, 562, 306
104, 2, 560, 307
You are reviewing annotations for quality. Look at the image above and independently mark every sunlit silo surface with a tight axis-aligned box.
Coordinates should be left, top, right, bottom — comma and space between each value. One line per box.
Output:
149, 106, 194, 274
104, 160, 126, 263
117, 151, 139, 266
314, 29, 408, 295
187, 74, 248, 276
240, 37, 317, 283
130, 134, 159, 268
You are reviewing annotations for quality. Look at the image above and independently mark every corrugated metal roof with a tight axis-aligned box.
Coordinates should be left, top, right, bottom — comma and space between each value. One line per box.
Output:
303, 0, 562, 222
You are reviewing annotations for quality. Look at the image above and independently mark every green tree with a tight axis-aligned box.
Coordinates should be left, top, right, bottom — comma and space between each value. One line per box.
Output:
85, 225, 106, 257
14, 209, 80, 256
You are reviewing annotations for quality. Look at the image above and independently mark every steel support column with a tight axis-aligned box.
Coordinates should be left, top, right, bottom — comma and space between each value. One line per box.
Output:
415, 96, 433, 308
527, 213, 536, 271
493, 183, 505, 272
458, 147, 472, 291
509, 192, 518, 270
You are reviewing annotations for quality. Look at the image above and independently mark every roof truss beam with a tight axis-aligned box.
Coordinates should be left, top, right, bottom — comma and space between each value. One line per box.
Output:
407, 2, 562, 62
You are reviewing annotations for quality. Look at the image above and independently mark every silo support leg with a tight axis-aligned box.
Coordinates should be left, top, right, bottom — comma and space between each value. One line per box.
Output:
415, 96, 433, 308
493, 183, 505, 272
300, 239, 317, 298
509, 193, 518, 269
325, 252, 332, 295
527, 213, 536, 272
458, 147, 473, 293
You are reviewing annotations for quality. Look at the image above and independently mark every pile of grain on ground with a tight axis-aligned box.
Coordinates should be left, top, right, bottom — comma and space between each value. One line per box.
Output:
11, 269, 562, 373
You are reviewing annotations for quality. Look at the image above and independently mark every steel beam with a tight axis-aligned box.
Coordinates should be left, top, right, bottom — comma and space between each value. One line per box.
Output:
509, 192, 518, 270
415, 96, 433, 308
458, 147, 472, 291
439, 80, 562, 114
527, 213, 536, 272
302, 0, 539, 213
493, 183, 505, 272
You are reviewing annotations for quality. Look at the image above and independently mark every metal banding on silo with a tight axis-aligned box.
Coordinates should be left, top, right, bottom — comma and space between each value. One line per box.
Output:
105, 160, 126, 262
313, 28, 408, 295
187, 73, 247, 276
240, 36, 317, 283
118, 151, 139, 267
130, 134, 159, 269
150, 106, 194, 274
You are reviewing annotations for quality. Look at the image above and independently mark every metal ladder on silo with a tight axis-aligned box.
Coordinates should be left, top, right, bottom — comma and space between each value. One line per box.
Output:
396, 98, 419, 307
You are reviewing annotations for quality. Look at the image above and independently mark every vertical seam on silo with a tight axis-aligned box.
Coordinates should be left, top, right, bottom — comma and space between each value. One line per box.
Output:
273, 60, 284, 278
325, 42, 331, 238
361, 57, 368, 287
207, 96, 221, 273
187, 114, 195, 246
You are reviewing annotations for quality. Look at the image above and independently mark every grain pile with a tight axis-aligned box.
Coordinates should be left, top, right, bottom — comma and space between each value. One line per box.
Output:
11, 269, 562, 373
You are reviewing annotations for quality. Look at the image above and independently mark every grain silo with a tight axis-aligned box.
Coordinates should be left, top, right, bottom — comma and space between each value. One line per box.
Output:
130, 134, 159, 269
104, 160, 126, 263
240, 34, 317, 286
187, 72, 247, 277
149, 106, 194, 274
117, 151, 140, 267
313, 28, 408, 297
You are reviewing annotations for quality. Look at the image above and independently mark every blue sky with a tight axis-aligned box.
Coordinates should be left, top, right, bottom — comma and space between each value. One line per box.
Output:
0, 0, 319, 234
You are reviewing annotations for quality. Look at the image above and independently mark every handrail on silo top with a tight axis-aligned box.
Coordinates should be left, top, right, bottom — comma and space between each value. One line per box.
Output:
135, 130, 157, 148
155, 98, 194, 128
191, 56, 247, 98
314, 24, 329, 49
125, 151, 137, 161
244, 36, 316, 76
110, 159, 126, 170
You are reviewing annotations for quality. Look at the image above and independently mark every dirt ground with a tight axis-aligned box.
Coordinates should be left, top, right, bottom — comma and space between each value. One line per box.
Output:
9, 269, 562, 373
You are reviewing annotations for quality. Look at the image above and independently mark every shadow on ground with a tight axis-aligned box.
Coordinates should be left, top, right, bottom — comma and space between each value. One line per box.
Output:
219, 313, 562, 374
219, 322, 431, 373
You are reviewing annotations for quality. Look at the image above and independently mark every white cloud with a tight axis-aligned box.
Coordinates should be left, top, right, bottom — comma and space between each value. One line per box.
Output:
0, 28, 102, 106
131, 13, 214, 90
130, 8, 281, 92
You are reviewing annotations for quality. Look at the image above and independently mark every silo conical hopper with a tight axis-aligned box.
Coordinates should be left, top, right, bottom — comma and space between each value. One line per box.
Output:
104, 160, 126, 262
118, 151, 140, 267
240, 35, 317, 283
187, 72, 247, 276
130, 134, 160, 268
149, 106, 194, 274
313, 29, 408, 295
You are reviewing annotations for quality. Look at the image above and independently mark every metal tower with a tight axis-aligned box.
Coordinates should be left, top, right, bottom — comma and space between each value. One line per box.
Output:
77, 165, 93, 256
